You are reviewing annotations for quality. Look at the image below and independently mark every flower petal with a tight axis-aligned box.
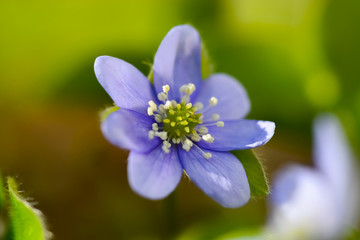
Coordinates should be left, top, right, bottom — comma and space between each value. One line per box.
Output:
101, 109, 160, 153
94, 56, 155, 114
197, 120, 275, 151
128, 146, 183, 200
153, 25, 202, 101
179, 147, 250, 208
195, 73, 250, 121
268, 165, 338, 239
313, 114, 360, 228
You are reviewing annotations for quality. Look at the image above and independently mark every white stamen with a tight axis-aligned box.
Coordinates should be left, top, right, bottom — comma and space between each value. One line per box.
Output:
216, 121, 224, 127
164, 101, 172, 109
162, 144, 170, 153
147, 107, 153, 116
158, 104, 165, 113
148, 130, 155, 139
182, 138, 194, 152
155, 115, 162, 123
181, 95, 190, 103
171, 100, 177, 108
157, 92, 167, 102
148, 100, 157, 110
194, 102, 204, 111
202, 134, 214, 143
162, 85, 170, 93
190, 134, 201, 142
180, 85, 187, 93
156, 131, 168, 140
152, 123, 158, 131
193, 143, 213, 159
185, 83, 196, 95
198, 127, 208, 134
209, 97, 218, 106
212, 114, 220, 121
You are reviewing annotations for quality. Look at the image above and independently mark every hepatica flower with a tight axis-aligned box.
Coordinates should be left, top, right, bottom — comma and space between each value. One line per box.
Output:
94, 25, 275, 208
267, 114, 359, 239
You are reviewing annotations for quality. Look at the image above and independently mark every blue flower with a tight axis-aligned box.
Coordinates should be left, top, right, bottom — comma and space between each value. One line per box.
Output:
94, 25, 275, 208
267, 114, 359, 239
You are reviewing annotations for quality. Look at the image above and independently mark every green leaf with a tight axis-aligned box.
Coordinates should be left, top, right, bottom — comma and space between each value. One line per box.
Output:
201, 42, 214, 79
231, 150, 270, 197
6, 177, 52, 240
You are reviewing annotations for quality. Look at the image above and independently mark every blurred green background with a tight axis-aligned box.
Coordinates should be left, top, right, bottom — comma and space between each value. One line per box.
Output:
0, 0, 359, 239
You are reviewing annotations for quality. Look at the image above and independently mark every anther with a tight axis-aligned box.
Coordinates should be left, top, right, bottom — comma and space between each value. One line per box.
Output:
157, 132, 168, 140
147, 107, 154, 116
158, 104, 165, 113
164, 101, 172, 109
198, 127, 208, 134
182, 138, 194, 152
155, 115, 162, 123
203, 152, 212, 159
202, 134, 214, 143
216, 121, 224, 127
190, 134, 201, 142
148, 130, 155, 139
157, 92, 167, 101
209, 97, 218, 106
152, 123, 158, 131
186, 83, 196, 95
212, 113, 220, 121
148, 100, 157, 110
162, 85, 170, 93
194, 102, 203, 111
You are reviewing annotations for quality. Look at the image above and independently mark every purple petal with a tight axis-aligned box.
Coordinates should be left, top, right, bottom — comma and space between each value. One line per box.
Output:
313, 114, 360, 228
101, 109, 160, 153
195, 73, 250, 121
94, 56, 155, 114
128, 146, 183, 200
197, 120, 275, 151
268, 165, 338, 239
179, 147, 250, 208
153, 25, 202, 101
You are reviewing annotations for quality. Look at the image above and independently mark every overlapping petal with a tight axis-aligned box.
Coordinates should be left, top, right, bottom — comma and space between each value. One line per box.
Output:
195, 73, 251, 121
268, 165, 337, 239
153, 25, 202, 101
197, 120, 275, 151
94, 56, 156, 114
179, 147, 250, 208
101, 109, 160, 153
313, 114, 360, 230
128, 146, 183, 200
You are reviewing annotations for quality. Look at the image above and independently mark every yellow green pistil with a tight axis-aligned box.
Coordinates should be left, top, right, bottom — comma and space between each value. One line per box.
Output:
147, 83, 225, 159
163, 103, 202, 140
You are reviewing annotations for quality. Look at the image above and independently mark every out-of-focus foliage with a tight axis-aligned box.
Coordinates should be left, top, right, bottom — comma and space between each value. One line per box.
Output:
0, 0, 359, 239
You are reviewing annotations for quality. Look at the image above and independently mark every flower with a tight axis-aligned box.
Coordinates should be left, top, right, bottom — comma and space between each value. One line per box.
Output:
267, 114, 359, 239
94, 25, 275, 208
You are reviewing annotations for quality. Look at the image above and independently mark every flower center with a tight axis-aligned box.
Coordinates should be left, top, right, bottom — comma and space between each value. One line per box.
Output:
162, 102, 202, 141
147, 83, 224, 159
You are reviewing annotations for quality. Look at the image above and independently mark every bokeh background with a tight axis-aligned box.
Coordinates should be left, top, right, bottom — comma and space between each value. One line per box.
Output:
0, 0, 359, 239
